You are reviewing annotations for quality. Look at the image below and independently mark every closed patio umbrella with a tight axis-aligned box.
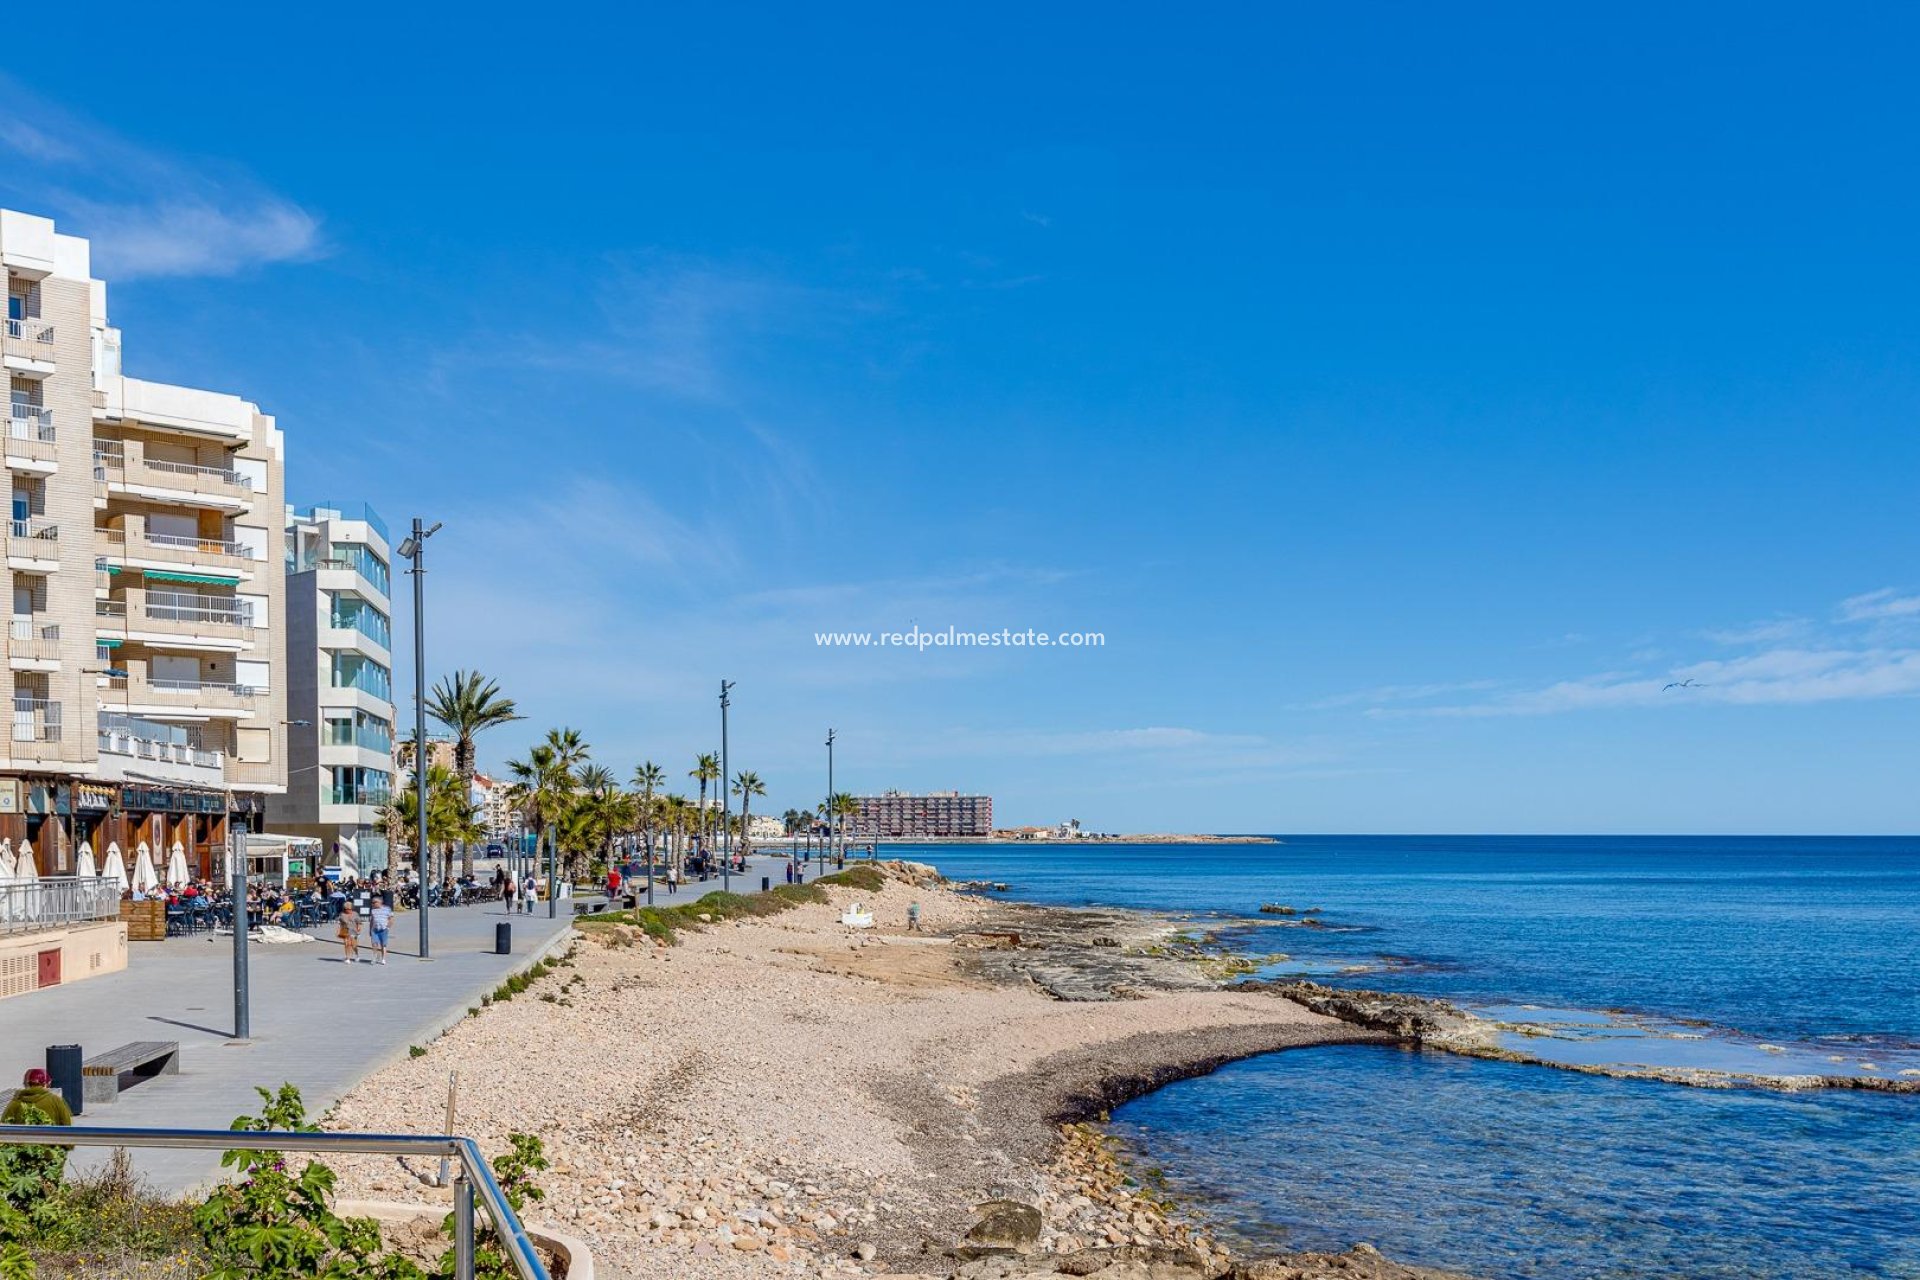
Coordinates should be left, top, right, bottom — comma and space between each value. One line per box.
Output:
76, 841, 97, 879
103, 842, 129, 895
166, 841, 190, 889
0, 839, 14, 880
16, 839, 37, 881
132, 841, 160, 896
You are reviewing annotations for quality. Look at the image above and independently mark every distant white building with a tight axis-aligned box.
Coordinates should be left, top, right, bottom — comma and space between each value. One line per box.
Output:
471, 772, 516, 840
747, 813, 785, 842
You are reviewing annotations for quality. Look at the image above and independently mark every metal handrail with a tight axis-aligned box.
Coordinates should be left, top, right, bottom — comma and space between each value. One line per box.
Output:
143, 457, 254, 489
0, 1124, 549, 1280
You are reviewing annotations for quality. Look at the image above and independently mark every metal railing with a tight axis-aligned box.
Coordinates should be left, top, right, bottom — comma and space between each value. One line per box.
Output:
0, 875, 118, 935
0, 1124, 550, 1280
3, 316, 55, 347
148, 677, 259, 697
144, 530, 248, 557
8, 618, 59, 642
7, 516, 58, 543
11, 696, 62, 742
7, 403, 54, 441
144, 590, 250, 626
143, 456, 255, 489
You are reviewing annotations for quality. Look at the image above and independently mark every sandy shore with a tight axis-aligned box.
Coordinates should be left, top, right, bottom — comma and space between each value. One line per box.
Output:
321, 865, 1431, 1280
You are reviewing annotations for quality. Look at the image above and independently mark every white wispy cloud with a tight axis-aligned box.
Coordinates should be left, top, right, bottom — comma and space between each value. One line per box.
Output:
1700, 618, 1811, 646
1371, 590, 1920, 719
1840, 588, 1920, 623
0, 78, 322, 278
1305, 679, 1503, 710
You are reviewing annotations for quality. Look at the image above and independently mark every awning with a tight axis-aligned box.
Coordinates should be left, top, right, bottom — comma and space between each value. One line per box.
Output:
142, 569, 240, 585
95, 637, 123, 648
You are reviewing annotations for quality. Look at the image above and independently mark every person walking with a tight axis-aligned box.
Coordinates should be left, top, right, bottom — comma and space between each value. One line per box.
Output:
337, 900, 362, 965
666, 865, 679, 896
522, 871, 537, 914
368, 896, 393, 965
907, 901, 922, 932
504, 873, 518, 914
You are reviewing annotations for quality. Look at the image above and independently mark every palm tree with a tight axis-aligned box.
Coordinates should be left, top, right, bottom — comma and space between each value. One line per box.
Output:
426, 670, 522, 878
660, 794, 691, 872
547, 727, 590, 773
577, 763, 615, 796
505, 740, 577, 893
633, 762, 665, 865
830, 792, 861, 859
731, 771, 766, 857
690, 753, 719, 856
381, 765, 480, 888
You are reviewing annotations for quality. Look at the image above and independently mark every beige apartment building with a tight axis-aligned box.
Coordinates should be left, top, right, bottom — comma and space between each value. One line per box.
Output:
2, 208, 287, 878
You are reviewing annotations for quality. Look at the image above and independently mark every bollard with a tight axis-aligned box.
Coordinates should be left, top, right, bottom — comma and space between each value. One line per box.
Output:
761, 875, 770, 892
45, 1044, 83, 1116
494, 922, 511, 955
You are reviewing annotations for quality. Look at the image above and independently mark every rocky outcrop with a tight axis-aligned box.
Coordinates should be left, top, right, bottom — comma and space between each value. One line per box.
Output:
946, 1242, 1470, 1279
1244, 982, 1492, 1051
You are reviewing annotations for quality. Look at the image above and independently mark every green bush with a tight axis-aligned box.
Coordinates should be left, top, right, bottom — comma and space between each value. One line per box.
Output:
192, 1084, 425, 1279
578, 872, 877, 947
438, 1133, 547, 1280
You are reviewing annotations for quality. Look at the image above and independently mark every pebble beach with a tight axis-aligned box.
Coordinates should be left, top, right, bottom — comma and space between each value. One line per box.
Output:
321, 864, 1418, 1280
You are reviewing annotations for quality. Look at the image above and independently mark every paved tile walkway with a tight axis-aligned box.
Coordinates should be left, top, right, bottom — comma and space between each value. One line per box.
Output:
0, 852, 819, 1192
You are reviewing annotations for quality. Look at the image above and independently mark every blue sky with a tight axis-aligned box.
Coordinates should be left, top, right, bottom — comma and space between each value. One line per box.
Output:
5, 4, 1917, 832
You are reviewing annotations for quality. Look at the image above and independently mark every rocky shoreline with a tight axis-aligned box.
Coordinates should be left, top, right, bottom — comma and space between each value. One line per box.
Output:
1255, 980, 1920, 1095
318, 863, 1466, 1280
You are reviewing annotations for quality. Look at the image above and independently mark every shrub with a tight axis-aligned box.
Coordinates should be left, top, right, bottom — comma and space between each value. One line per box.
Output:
438, 1133, 547, 1280
192, 1084, 426, 1279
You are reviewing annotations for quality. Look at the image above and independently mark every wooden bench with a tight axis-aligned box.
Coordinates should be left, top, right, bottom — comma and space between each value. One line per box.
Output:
82, 1041, 180, 1104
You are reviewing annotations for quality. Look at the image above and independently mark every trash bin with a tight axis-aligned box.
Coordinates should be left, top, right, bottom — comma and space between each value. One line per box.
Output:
761, 876, 771, 892
46, 1044, 83, 1117
494, 922, 511, 955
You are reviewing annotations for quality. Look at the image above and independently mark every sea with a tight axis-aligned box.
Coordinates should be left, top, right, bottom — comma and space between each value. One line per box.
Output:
886, 836, 1920, 1280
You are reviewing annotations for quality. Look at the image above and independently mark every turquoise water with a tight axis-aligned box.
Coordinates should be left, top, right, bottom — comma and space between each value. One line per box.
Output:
894, 836, 1920, 1278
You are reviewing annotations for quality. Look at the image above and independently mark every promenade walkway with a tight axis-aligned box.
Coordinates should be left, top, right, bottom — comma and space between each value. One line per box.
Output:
0, 852, 821, 1193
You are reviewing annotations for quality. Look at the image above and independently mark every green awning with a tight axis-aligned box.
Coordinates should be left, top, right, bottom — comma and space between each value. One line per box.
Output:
95, 637, 123, 647
142, 569, 240, 585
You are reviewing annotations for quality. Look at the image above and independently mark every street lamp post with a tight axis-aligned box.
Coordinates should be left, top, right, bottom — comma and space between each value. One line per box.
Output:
719, 680, 734, 890
397, 518, 441, 959
228, 791, 248, 1040
825, 728, 835, 872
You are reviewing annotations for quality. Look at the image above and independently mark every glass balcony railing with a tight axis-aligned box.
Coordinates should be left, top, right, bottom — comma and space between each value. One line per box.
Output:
330, 597, 392, 648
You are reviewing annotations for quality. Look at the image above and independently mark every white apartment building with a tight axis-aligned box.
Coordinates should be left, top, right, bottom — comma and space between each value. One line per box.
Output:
2, 208, 288, 874
267, 503, 394, 871
472, 772, 517, 842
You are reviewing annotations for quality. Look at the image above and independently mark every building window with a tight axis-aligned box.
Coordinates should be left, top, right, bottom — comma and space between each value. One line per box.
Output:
330, 767, 392, 807
327, 542, 390, 596
328, 592, 392, 648
324, 711, 394, 754
330, 654, 392, 700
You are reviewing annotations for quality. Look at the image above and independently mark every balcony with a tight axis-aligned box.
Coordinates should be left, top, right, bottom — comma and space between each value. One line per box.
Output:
7, 618, 61, 667
328, 785, 392, 810
2, 317, 54, 377
95, 523, 249, 580
10, 695, 66, 762
93, 438, 256, 510
105, 671, 262, 718
5, 402, 55, 471
96, 588, 255, 652
96, 725, 226, 787
5, 517, 59, 570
